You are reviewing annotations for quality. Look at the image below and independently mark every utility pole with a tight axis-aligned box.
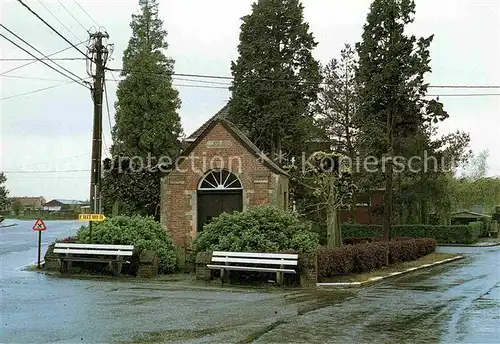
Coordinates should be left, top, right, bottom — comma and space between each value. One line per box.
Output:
87, 31, 109, 240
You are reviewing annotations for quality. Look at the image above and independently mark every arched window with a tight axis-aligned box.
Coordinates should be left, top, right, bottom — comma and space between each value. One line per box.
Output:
198, 169, 242, 190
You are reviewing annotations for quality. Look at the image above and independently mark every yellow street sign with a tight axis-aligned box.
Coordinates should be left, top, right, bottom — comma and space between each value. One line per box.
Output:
79, 214, 106, 222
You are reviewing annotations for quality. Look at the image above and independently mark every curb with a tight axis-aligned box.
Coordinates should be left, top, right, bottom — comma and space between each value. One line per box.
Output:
438, 242, 500, 247
316, 255, 465, 288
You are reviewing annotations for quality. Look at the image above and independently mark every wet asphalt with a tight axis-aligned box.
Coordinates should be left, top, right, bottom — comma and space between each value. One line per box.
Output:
1, 220, 499, 343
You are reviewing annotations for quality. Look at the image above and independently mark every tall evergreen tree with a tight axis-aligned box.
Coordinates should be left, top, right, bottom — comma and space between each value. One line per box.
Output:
112, 0, 182, 158
103, 0, 181, 218
355, 0, 448, 240
228, 0, 322, 161
316, 44, 358, 159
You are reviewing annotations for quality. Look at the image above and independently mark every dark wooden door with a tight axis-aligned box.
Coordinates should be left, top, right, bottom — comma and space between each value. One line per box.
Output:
197, 190, 242, 232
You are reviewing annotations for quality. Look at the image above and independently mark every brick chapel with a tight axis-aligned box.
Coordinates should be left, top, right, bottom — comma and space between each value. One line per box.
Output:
160, 106, 289, 250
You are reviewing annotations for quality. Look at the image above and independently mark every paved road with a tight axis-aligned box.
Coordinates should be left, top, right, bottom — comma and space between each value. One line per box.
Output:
1, 219, 499, 343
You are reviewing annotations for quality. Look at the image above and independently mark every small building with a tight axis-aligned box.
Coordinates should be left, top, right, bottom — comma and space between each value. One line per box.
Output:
339, 189, 385, 225
9, 196, 46, 210
161, 106, 289, 250
43, 199, 89, 212
450, 210, 491, 225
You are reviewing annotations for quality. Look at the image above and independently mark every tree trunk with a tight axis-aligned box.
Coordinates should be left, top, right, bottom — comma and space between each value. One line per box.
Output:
327, 207, 342, 248
383, 174, 393, 241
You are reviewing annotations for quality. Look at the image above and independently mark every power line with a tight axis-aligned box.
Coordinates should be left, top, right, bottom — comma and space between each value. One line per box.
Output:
0, 33, 87, 89
56, 0, 88, 33
0, 25, 89, 88
9, 176, 89, 179
426, 85, 500, 89
426, 93, 500, 97
173, 77, 231, 86
16, 0, 89, 59
6, 153, 89, 170
105, 67, 500, 89
102, 81, 113, 158
3, 169, 90, 174
173, 83, 228, 90
0, 39, 87, 76
36, 0, 82, 42
105, 77, 500, 96
0, 57, 86, 61
73, 0, 99, 27
1, 74, 73, 82
103, 81, 113, 132
0, 80, 75, 101
10, 176, 88, 179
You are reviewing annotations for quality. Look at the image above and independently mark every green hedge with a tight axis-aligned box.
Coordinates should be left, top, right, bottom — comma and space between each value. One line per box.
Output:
342, 223, 482, 244
77, 215, 177, 273
318, 238, 436, 278
193, 205, 319, 253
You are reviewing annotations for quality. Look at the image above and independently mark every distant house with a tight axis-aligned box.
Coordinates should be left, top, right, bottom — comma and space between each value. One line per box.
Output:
9, 196, 46, 210
339, 189, 385, 225
450, 210, 491, 225
43, 199, 89, 212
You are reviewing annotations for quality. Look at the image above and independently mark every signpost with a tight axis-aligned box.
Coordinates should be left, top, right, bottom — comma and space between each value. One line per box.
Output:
78, 214, 106, 222
32, 218, 47, 269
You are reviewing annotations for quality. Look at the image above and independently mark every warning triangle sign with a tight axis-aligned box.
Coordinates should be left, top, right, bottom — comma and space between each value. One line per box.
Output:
32, 218, 47, 231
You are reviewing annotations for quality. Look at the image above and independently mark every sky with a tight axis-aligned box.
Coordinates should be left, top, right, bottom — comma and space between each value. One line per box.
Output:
1, 0, 499, 201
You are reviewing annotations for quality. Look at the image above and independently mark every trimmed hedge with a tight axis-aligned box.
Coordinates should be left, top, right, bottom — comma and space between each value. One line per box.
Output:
193, 206, 319, 253
77, 215, 177, 273
342, 223, 482, 244
342, 237, 375, 245
318, 237, 437, 278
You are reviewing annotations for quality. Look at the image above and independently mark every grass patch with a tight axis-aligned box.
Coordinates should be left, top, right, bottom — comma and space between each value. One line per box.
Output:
476, 237, 500, 244
320, 252, 460, 283
126, 327, 231, 343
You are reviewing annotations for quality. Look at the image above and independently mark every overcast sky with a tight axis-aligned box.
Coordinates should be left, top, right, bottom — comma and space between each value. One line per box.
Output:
1, 0, 499, 201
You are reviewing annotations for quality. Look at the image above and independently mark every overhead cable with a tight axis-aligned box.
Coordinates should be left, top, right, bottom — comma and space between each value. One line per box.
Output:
0, 39, 87, 76
1, 24, 89, 86
16, 0, 89, 59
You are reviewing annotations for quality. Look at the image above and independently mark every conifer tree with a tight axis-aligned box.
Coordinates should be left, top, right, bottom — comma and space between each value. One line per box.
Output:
229, 0, 322, 161
103, 0, 181, 218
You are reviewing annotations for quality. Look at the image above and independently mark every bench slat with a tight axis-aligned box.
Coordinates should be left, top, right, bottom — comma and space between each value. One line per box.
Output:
55, 243, 134, 250
211, 257, 297, 266
212, 251, 298, 259
54, 248, 133, 256
59, 257, 128, 263
207, 265, 296, 274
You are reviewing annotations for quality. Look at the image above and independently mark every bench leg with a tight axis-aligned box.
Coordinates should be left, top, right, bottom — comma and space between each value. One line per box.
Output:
60, 260, 71, 273
276, 271, 284, 285
220, 268, 230, 283
109, 262, 122, 276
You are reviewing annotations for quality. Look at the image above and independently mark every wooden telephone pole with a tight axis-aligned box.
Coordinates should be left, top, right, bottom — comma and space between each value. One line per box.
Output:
88, 31, 109, 240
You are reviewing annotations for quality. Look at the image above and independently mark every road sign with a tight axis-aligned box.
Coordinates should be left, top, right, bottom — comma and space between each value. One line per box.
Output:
79, 214, 106, 221
32, 218, 46, 269
32, 218, 47, 231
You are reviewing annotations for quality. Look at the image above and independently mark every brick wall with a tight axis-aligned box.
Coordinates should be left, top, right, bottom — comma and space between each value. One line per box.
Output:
161, 122, 288, 248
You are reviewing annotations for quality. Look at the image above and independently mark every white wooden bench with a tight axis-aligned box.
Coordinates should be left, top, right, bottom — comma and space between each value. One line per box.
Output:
207, 251, 298, 284
54, 243, 134, 276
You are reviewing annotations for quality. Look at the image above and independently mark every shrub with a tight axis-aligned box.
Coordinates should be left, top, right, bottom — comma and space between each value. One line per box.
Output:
317, 245, 356, 276
343, 237, 374, 245
76, 215, 177, 273
391, 236, 414, 241
342, 223, 481, 244
318, 237, 436, 278
341, 224, 383, 238
353, 242, 388, 272
56, 236, 77, 243
478, 217, 491, 236
193, 206, 319, 253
